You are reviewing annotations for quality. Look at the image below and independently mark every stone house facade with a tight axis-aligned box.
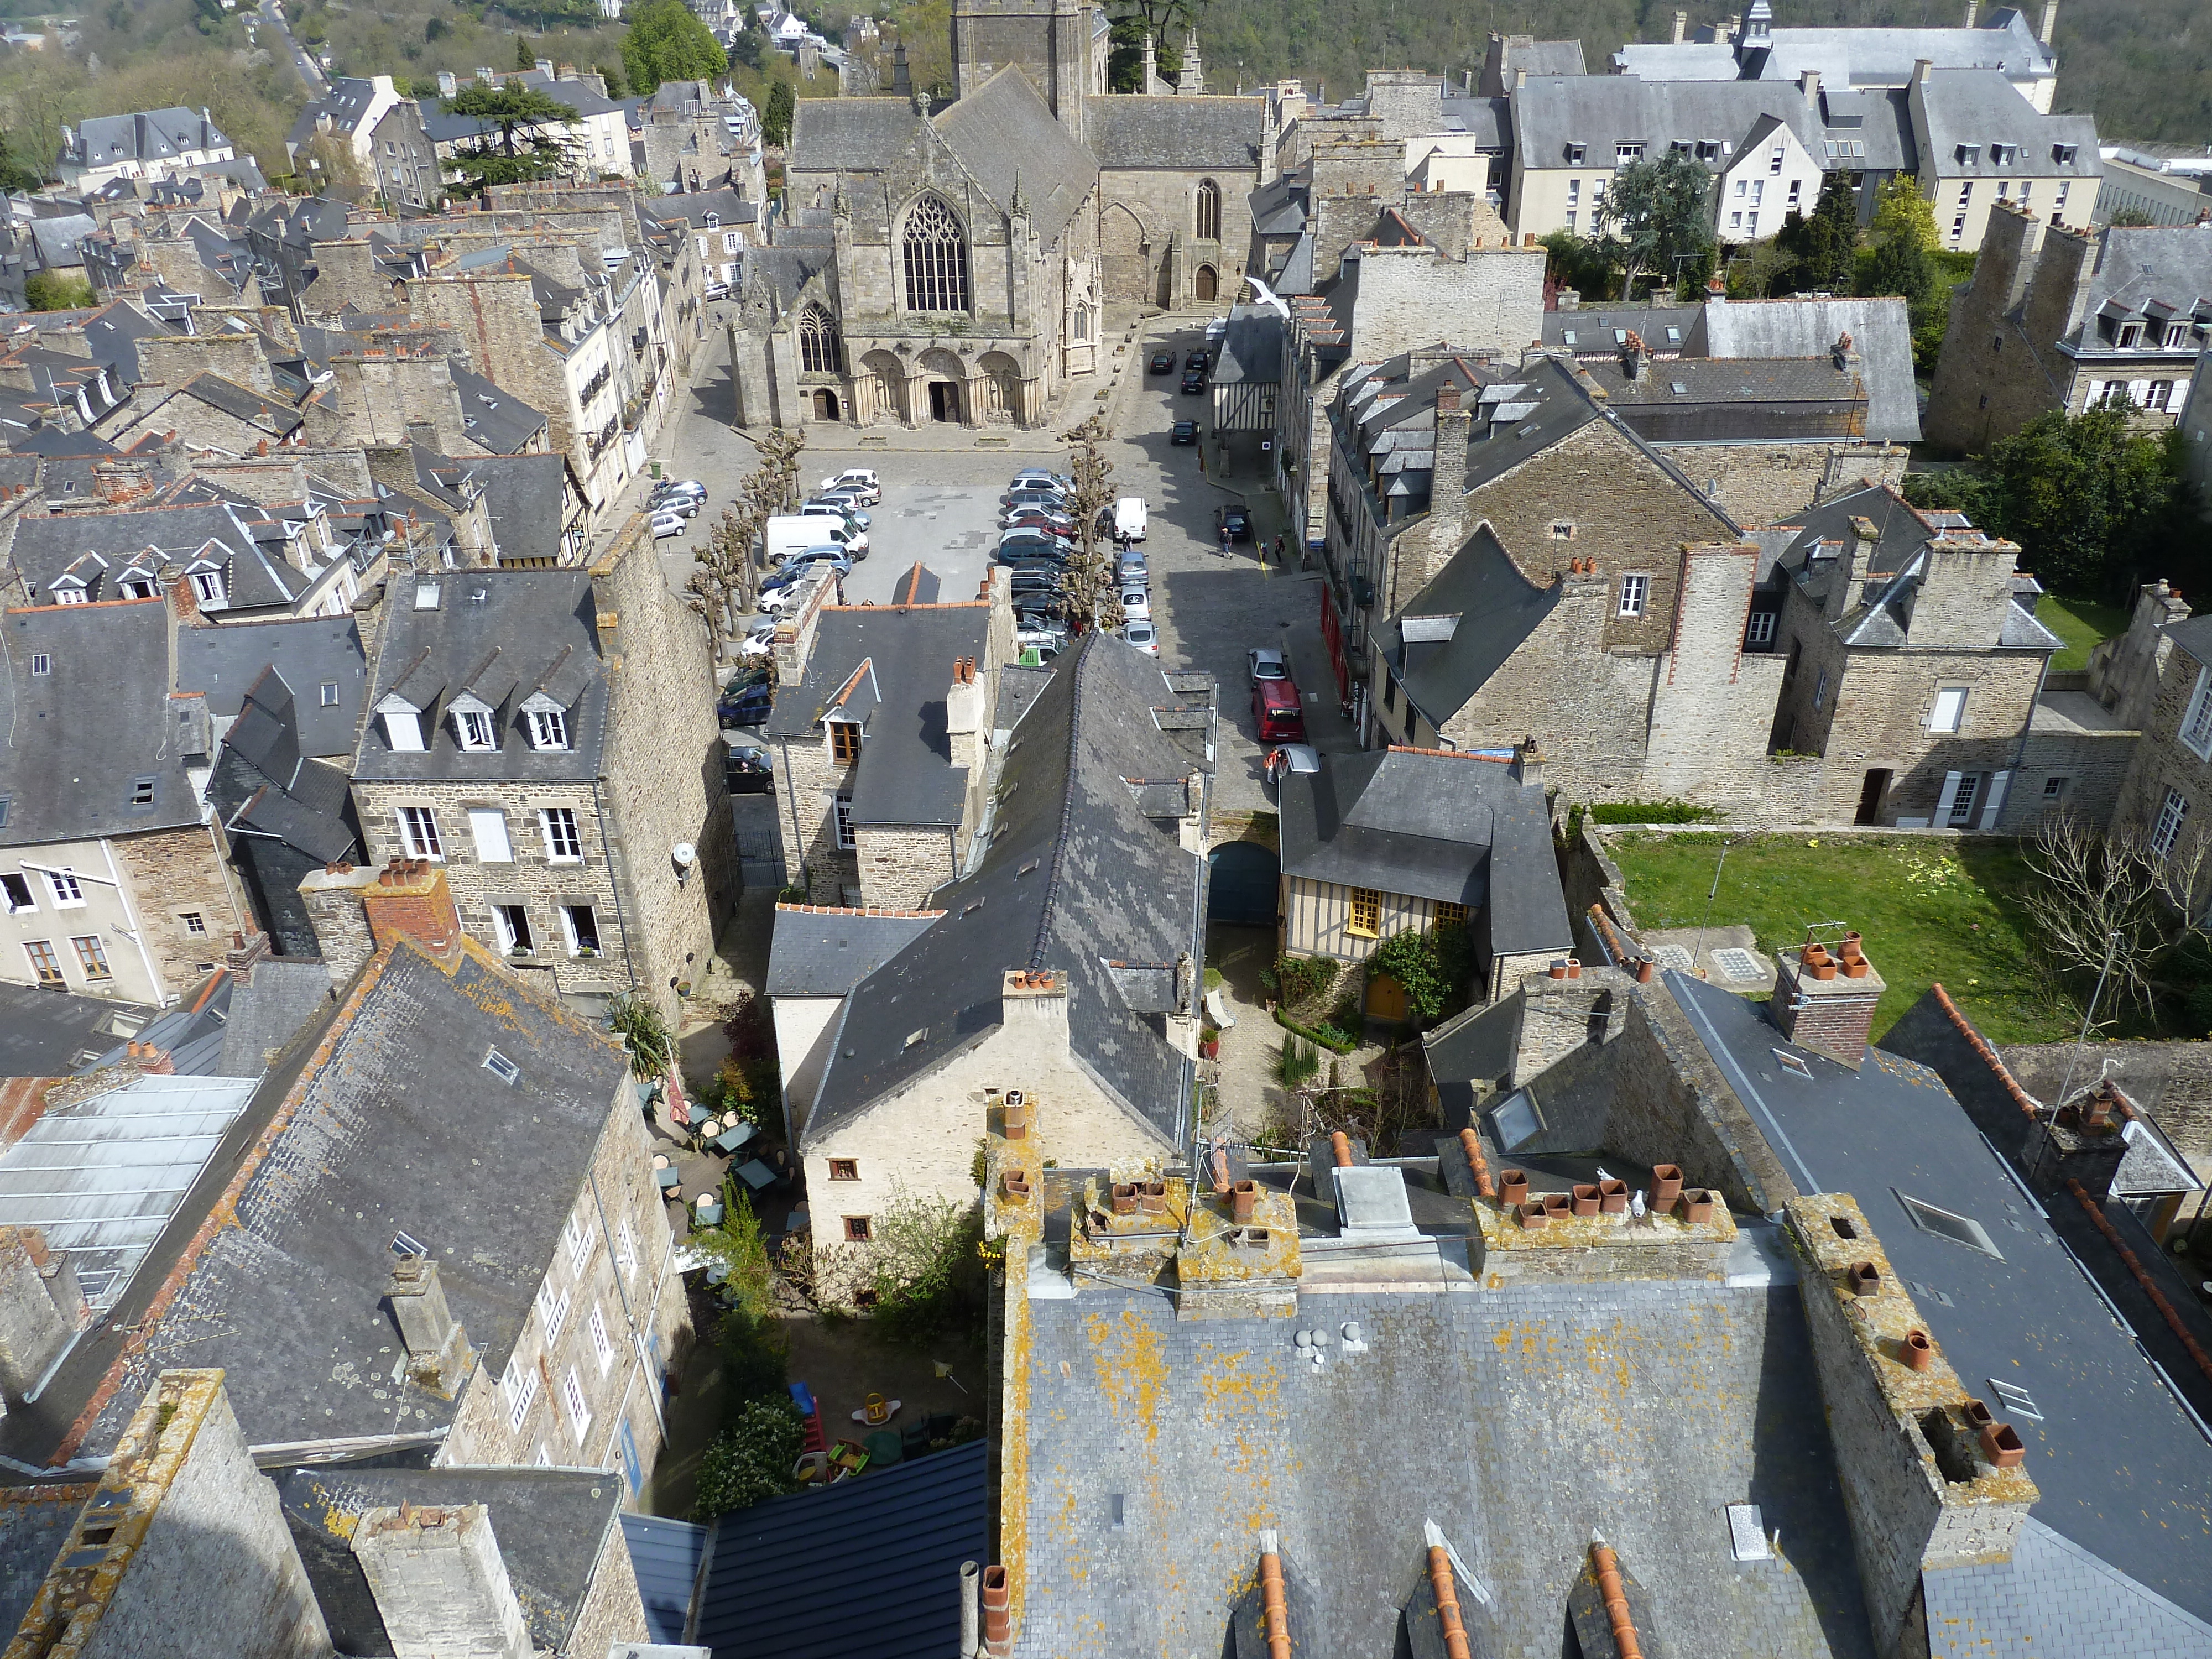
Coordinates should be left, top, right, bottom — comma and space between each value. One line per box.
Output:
347, 520, 729, 1019
1925, 206, 2212, 456
2094, 592, 2212, 868
765, 566, 1015, 908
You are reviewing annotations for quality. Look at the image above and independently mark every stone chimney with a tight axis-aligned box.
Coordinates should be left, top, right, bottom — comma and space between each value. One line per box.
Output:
1825, 513, 1880, 619
1914, 56, 1935, 84
946, 655, 985, 784
1961, 0, 1978, 24
298, 859, 464, 990
353, 1503, 531, 1659
1141, 32, 1160, 94
1619, 329, 1648, 381
1801, 68, 1821, 109
1511, 733, 1544, 789
1428, 380, 1473, 551
2021, 1078, 2132, 1199
1770, 932, 1884, 1067
0, 1227, 87, 1399
2038, 0, 2058, 43
385, 1256, 474, 1398
892, 39, 911, 96
1672, 8, 1688, 41
157, 561, 200, 625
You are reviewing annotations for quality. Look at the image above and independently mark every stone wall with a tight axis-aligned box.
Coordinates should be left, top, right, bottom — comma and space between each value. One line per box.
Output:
439, 1080, 689, 1501
589, 520, 731, 1017
851, 825, 959, 909
112, 824, 253, 997
1642, 542, 1794, 810
410, 273, 583, 472
1998, 724, 2139, 833
1096, 161, 1255, 309
775, 724, 862, 903
1785, 1194, 2037, 1659
1650, 440, 1908, 528
563, 1515, 653, 1656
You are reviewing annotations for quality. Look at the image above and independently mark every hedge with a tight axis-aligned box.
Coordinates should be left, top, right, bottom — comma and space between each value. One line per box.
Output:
1274, 1007, 1359, 1054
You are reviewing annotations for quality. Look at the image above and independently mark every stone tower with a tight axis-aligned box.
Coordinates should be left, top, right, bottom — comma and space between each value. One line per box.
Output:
950, 0, 1091, 142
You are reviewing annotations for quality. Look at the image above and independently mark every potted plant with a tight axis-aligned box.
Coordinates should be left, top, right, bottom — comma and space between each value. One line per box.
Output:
1198, 1026, 1220, 1060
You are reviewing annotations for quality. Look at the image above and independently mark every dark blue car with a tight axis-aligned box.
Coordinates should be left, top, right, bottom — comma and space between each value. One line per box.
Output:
718, 684, 774, 727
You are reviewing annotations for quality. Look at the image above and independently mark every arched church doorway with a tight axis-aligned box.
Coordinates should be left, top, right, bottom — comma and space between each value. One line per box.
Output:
1194, 264, 1218, 302
928, 380, 962, 423
813, 389, 841, 420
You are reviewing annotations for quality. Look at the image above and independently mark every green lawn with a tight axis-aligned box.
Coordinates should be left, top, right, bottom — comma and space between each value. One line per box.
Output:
1605, 833, 2078, 1044
2036, 594, 2130, 674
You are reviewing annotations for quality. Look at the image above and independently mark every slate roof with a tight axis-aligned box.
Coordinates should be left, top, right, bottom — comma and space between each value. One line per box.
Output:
354, 568, 610, 784
10, 502, 314, 614
0, 983, 154, 1078
1388, 525, 1563, 726
763, 597, 988, 830
450, 364, 550, 455
62, 108, 229, 173
930, 68, 1099, 244
766, 905, 941, 999
0, 1484, 95, 1639
1914, 69, 2099, 183
1422, 995, 1519, 1124
1689, 294, 1922, 440
211, 666, 361, 877
1016, 1277, 1871, 1657
789, 98, 919, 174
1516, 74, 1913, 176
466, 453, 571, 563
1213, 306, 1282, 386
1088, 96, 1265, 171
622, 1512, 707, 1647
72, 972, 234, 1078
1924, 1517, 2212, 1657
2057, 223, 2212, 355
804, 634, 1209, 1149
274, 1463, 624, 1656
1614, 10, 2053, 88
0, 598, 206, 846
286, 79, 399, 147
1279, 747, 1569, 956
695, 1441, 988, 1659
66, 940, 627, 1459
1542, 304, 1700, 352
217, 958, 337, 1077
1665, 969, 2212, 1631
175, 613, 367, 759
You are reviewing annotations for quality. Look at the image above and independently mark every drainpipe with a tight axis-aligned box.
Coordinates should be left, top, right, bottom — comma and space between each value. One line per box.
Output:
100, 838, 168, 1006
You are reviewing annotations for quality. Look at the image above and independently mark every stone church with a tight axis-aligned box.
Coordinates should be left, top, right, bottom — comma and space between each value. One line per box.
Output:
727, 0, 1272, 430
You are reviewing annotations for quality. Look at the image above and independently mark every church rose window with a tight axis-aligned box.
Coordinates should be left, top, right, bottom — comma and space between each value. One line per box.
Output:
800, 305, 845, 373
903, 194, 971, 314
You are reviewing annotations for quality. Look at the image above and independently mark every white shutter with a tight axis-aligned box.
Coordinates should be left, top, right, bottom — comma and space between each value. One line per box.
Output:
469, 808, 513, 863
1934, 771, 1964, 825
1978, 770, 2010, 830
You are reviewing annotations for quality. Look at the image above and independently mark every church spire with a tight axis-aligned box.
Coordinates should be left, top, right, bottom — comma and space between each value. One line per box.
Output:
1178, 28, 1205, 95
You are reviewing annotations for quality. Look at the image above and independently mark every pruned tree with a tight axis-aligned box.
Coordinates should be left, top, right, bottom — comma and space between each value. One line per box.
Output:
1597, 149, 1715, 301
686, 426, 807, 660
2021, 812, 2212, 1026
1058, 414, 1123, 634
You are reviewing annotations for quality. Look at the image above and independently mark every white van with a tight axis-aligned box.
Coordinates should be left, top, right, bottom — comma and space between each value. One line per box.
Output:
765, 514, 867, 562
1112, 497, 1147, 543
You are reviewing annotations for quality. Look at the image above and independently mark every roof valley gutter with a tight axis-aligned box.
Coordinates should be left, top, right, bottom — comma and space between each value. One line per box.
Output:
1668, 973, 1819, 1198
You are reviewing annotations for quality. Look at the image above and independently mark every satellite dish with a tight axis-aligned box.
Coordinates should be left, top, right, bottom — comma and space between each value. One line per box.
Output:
671, 842, 697, 869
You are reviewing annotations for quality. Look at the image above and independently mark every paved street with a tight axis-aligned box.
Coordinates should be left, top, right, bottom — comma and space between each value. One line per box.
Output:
643, 311, 1363, 814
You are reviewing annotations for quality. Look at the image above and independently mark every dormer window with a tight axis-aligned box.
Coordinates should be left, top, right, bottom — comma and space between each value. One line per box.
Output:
2052, 142, 2077, 164
1566, 141, 1587, 164
1991, 143, 2017, 166
381, 708, 426, 752
828, 720, 862, 764
457, 708, 496, 750
2167, 323, 2194, 348
189, 570, 225, 607
1957, 144, 1980, 166
2119, 322, 2142, 348
54, 585, 86, 605
1616, 143, 1644, 164
527, 709, 568, 750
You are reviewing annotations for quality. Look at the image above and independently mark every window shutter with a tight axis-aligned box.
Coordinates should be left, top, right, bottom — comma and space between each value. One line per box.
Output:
1934, 771, 1964, 823
1977, 771, 2010, 830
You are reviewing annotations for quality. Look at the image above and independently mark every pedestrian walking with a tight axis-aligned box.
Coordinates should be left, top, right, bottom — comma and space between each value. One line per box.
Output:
1273, 534, 1286, 566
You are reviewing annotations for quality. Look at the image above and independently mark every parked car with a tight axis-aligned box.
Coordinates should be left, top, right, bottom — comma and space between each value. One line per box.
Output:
1248, 648, 1288, 684
1119, 587, 1151, 622
1148, 349, 1175, 374
1123, 622, 1160, 656
1186, 348, 1210, 372
650, 512, 687, 539
1118, 549, 1148, 582
778, 547, 854, 575
1171, 420, 1198, 445
802, 498, 871, 531
1112, 498, 1147, 542
718, 681, 774, 727
1001, 504, 1076, 532
818, 468, 881, 504
1265, 744, 1320, 786
654, 478, 707, 502
1180, 369, 1205, 395
1251, 675, 1305, 743
1206, 317, 1227, 343
736, 617, 779, 659
1000, 526, 1073, 551
1009, 467, 1069, 493
653, 494, 702, 518
1003, 488, 1071, 514
1222, 506, 1251, 542
703, 281, 731, 301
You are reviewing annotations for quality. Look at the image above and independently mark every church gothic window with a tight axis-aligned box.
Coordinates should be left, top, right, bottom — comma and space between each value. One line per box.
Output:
902, 194, 971, 315
800, 305, 845, 374
1196, 179, 1221, 242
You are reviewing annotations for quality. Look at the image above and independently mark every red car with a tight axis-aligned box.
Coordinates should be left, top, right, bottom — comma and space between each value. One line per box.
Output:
1251, 676, 1306, 744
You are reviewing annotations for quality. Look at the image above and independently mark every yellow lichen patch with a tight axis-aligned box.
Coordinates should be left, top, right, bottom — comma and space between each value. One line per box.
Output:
1084, 1308, 1171, 1443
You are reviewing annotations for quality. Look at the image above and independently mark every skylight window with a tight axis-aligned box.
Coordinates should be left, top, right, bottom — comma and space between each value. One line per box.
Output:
1773, 1049, 1813, 1079
483, 1047, 521, 1084
29, 654, 49, 677
129, 776, 156, 806
1989, 1379, 2042, 1420
1896, 1191, 2004, 1259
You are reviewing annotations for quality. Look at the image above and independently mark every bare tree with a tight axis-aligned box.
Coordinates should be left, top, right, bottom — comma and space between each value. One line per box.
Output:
1058, 414, 1123, 634
2021, 812, 2212, 1025
685, 426, 808, 662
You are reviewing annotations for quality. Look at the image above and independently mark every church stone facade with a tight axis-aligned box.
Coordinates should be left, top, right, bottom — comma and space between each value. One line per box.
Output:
728, 0, 1268, 431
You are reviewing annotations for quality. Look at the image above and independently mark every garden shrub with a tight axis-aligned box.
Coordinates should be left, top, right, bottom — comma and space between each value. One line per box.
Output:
693, 1396, 803, 1520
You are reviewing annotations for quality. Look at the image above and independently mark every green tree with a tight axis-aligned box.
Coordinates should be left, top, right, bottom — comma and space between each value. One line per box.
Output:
1776, 171, 1856, 294
728, 28, 764, 70
1538, 228, 1614, 302
865, 1185, 987, 1346
1597, 150, 1713, 300
595, 60, 629, 96
693, 1396, 803, 1520
516, 33, 534, 70
763, 79, 795, 145
23, 272, 95, 311
0, 132, 43, 194
1980, 408, 2183, 596
1867, 175, 1938, 255
623, 0, 729, 96
440, 82, 580, 191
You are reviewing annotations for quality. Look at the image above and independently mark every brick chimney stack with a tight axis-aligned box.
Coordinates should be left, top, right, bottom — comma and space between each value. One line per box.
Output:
156, 561, 200, 624
297, 860, 465, 990
1770, 931, 1885, 1067
1428, 380, 1473, 554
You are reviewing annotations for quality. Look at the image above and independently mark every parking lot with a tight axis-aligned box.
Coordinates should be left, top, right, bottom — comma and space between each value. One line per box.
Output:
653, 315, 1362, 815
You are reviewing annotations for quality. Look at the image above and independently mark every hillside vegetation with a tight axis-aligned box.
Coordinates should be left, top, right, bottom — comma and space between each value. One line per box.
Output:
1196, 0, 2210, 143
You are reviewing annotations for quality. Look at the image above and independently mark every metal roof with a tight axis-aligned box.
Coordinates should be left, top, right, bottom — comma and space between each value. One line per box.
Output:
0, 1072, 256, 1312
620, 1512, 706, 1645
